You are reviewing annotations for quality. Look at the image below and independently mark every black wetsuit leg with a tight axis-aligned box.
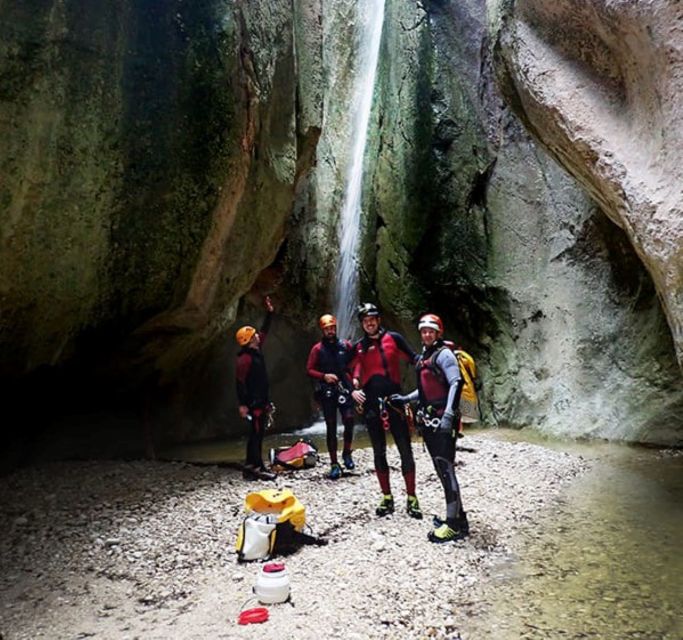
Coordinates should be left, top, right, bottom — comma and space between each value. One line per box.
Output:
341, 407, 355, 453
365, 409, 388, 473
321, 398, 339, 464
423, 426, 463, 523
387, 407, 415, 475
245, 409, 267, 469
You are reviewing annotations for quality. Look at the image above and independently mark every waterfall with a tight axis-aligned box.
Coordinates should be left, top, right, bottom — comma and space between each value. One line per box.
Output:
333, 0, 385, 341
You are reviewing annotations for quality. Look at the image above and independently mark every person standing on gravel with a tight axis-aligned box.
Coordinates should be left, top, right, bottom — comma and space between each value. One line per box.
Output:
390, 313, 469, 542
350, 303, 422, 519
306, 314, 356, 480
235, 296, 276, 481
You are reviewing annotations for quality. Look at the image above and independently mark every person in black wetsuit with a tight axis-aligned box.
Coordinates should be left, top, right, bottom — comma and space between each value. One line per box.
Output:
350, 303, 422, 519
306, 314, 355, 480
235, 296, 276, 481
391, 313, 469, 542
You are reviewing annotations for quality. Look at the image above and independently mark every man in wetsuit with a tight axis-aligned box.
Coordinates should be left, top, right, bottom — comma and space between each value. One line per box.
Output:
350, 303, 422, 519
235, 296, 276, 481
391, 313, 469, 542
306, 314, 356, 480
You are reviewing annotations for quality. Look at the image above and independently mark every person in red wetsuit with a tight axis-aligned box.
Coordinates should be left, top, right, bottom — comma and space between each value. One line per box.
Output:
306, 314, 356, 480
350, 303, 422, 519
391, 314, 469, 542
235, 296, 276, 481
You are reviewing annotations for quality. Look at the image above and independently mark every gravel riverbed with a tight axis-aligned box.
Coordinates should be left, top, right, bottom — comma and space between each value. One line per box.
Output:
0, 434, 588, 639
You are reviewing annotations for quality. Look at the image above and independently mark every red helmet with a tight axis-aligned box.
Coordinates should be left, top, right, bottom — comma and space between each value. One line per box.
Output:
418, 313, 443, 335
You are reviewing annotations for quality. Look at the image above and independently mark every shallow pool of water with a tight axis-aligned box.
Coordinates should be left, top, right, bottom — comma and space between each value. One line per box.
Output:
467, 433, 682, 639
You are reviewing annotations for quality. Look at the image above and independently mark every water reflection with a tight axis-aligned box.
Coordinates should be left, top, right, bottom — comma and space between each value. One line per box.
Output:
466, 436, 682, 639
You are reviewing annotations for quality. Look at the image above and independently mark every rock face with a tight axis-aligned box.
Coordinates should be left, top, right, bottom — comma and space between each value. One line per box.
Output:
1, 0, 681, 463
488, 0, 683, 365
0, 1, 323, 459
361, 0, 683, 443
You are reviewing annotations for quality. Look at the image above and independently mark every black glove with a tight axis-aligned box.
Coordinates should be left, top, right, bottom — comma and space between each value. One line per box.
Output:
389, 393, 408, 406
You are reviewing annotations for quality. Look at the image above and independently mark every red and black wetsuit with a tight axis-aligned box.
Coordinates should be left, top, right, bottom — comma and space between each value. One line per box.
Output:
306, 337, 355, 465
235, 312, 272, 469
415, 341, 466, 528
352, 329, 417, 495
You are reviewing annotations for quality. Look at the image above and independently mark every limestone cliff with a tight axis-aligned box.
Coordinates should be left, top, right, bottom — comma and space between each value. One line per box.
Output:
0, 0, 322, 460
361, 0, 682, 443
488, 0, 683, 365
1, 0, 681, 464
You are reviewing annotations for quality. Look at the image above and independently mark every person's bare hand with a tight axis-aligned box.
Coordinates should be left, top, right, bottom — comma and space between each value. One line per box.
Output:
323, 373, 339, 384
264, 296, 274, 313
351, 389, 366, 405
239, 405, 249, 419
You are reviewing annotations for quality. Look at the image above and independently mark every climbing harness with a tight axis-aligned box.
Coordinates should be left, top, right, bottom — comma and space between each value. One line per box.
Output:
336, 382, 350, 406
416, 406, 441, 431
404, 404, 415, 433
379, 397, 391, 431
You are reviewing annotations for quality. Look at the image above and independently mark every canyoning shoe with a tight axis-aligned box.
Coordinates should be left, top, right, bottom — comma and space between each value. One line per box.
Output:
253, 468, 277, 481
428, 522, 467, 543
376, 494, 395, 517
329, 463, 342, 480
342, 451, 355, 470
242, 465, 260, 481
406, 495, 423, 520
433, 511, 468, 533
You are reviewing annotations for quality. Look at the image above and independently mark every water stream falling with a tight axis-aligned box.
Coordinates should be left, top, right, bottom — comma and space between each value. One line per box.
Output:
333, 0, 385, 341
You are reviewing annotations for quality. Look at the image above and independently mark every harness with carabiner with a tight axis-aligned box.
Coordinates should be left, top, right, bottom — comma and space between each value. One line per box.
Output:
378, 397, 391, 431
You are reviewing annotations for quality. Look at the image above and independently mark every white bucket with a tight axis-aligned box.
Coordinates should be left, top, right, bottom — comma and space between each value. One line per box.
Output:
254, 562, 290, 604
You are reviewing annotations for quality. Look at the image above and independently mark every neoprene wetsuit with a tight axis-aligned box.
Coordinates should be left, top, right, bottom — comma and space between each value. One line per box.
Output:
235, 312, 272, 470
306, 337, 355, 465
352, 329, 417, 495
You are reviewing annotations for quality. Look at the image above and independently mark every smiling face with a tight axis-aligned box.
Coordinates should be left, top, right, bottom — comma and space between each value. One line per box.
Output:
420, 327, 438, 347
361, 315, 381, 336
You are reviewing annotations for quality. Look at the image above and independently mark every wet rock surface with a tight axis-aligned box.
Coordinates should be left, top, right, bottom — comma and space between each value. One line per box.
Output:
0, 434, 586, 639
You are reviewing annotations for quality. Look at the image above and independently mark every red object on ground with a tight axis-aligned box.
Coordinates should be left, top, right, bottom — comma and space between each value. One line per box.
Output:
263, 562, 285, 573
238, 607, 269, 625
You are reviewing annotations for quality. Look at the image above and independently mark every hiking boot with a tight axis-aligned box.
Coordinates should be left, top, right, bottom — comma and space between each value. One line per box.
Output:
329, 463, 342, 480
342, 451, 355, 470
376, 494, 395, 517
428, 522, 467, 543
406, 495, 423, 520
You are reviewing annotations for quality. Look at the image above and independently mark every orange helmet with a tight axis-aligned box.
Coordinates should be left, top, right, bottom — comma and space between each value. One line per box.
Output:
418, 313, 444, 335
235, 325, 257, 346
319, 314, 337, 330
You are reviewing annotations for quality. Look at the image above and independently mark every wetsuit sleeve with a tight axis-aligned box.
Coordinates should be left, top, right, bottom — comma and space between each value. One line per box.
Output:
389, 331, 417, 363
306, 344, 325, 380
351, 343, 362, 384
341, 341, 355, 386
404, 389, 419, 403
258, 311, 273, 347
436, 348, 463, 416
236, 352, 252, 405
